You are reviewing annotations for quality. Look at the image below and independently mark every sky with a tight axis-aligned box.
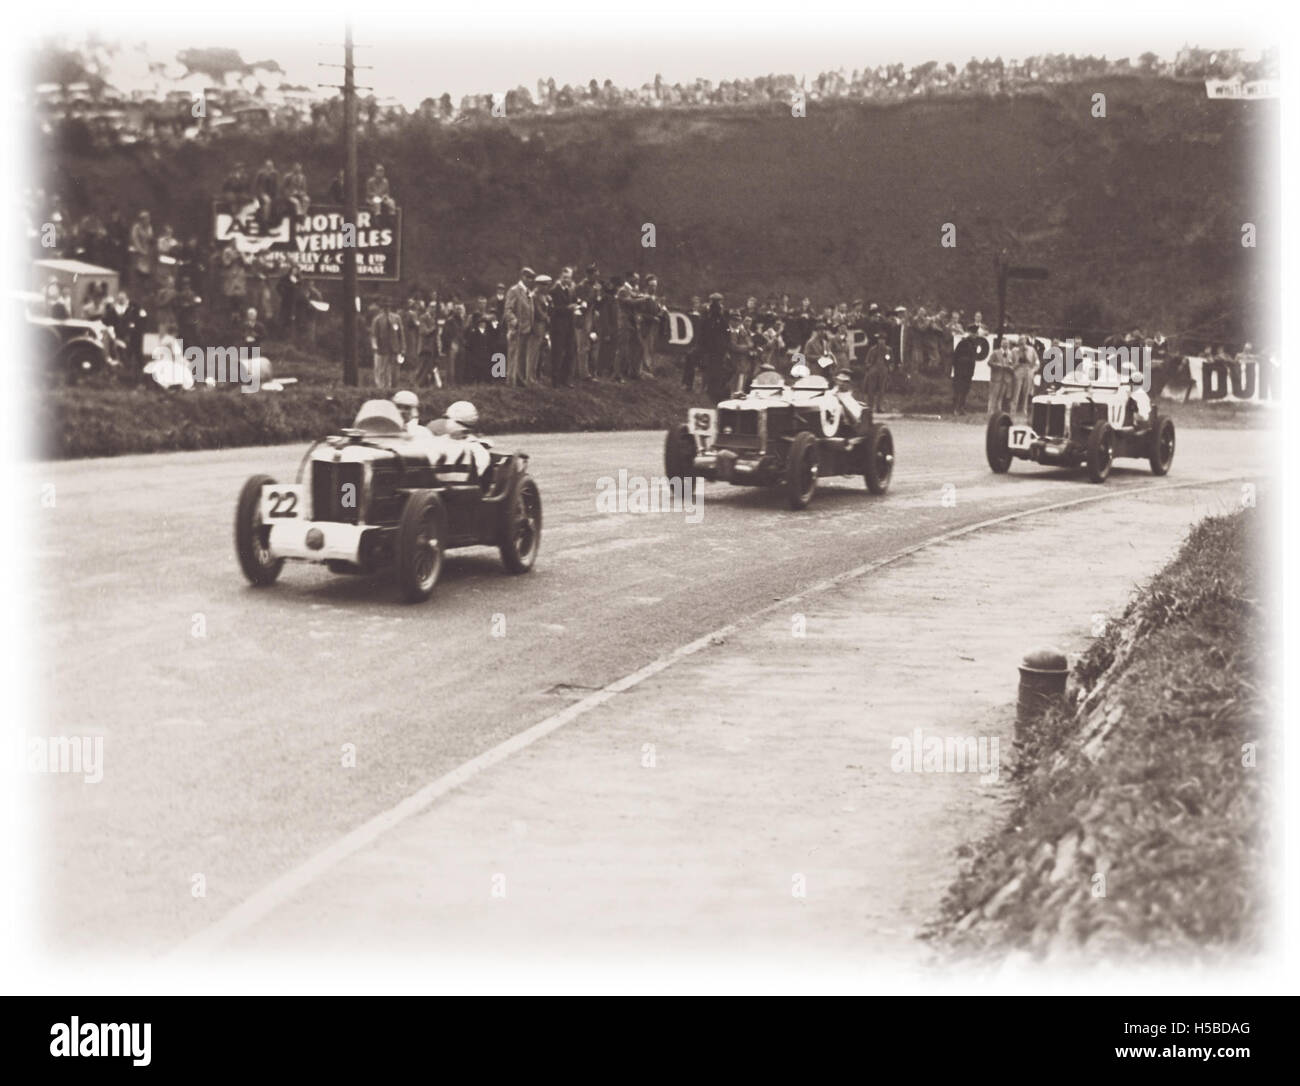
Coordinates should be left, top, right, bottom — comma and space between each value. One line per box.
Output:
30, 3, 1270, 109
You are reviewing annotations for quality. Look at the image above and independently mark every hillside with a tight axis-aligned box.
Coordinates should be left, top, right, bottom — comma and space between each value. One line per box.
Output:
43, 77, 1278, 347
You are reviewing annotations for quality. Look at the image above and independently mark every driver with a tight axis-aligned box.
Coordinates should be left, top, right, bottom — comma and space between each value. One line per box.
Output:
832, 369, 868, 431
427, 400, 493, 481
392, 389, 440, 450
1120, 364, 1153, 426
392, 389, 423, 434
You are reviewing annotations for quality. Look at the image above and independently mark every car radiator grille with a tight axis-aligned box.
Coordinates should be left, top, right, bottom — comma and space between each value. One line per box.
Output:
1033, 403, 1067, 438
716, 409, 761, 449
311, 461, 363, 523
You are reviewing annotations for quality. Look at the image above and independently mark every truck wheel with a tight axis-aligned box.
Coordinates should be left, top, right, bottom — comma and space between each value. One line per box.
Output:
396, 489, 447, 602
864, 424, 894, 494
499, 474, 542, 574
1086, 422, 1114, 483
786, 431, 819, 510
664, 424, 696, 481
986, 413, 1013, 473
235, 474, 285, 587
1148, 414, 1175, 476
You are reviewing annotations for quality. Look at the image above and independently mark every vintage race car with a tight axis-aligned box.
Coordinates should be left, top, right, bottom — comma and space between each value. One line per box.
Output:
664, 372, 894, 509
986, 359, 1175, 483
234, 400, 542, 602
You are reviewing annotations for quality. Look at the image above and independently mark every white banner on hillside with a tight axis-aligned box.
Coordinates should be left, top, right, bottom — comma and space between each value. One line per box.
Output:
1205, 78, 1280, 100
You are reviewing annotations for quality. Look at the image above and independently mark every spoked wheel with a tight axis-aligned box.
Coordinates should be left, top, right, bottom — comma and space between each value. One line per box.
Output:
500, 474, 543, 574
864, 424, 894, 494
235, 474, 285, 587
986, 412, 1013, 473
786, 431, 819, 510
1086, 422, 1114, 483
397, 489, 447, 602
1148, 414, 1175, 476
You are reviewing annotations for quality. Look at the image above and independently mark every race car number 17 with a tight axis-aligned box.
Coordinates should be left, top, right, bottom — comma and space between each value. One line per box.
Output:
1009, 427, 1030, 450
261, 484, 304, 521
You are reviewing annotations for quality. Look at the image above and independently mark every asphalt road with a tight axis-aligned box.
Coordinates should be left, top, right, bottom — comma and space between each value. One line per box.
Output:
30, 419, 1271, 954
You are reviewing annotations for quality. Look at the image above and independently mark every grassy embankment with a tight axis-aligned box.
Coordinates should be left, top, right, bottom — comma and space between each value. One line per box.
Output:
929, 508, 1272, 961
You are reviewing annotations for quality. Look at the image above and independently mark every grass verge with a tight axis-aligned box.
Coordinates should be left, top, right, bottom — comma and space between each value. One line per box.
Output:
38, 377, 703, 459
927, 508, 1273, 962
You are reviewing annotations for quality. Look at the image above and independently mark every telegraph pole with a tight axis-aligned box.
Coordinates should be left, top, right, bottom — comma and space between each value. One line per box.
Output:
341, 23, 359, 386
320, 25, 369, 385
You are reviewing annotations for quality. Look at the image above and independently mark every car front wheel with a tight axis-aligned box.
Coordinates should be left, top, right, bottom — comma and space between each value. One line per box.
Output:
864, 424, 894, 494
235, 474, 285, 587
1148, 414, 1175, 476
986, 413, 1013, 473
786, 431, 819, 510
500, 474, 542, 574
397, 489, 447, 602
664, 424, 696, 481
1086, 422, 1114, 483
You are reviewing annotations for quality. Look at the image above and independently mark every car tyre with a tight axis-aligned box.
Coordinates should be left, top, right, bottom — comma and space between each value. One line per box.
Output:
1086, 422, 1114, 483
499, 473, 542, 574
1148, 413, 1175, 476
235, 474, 285, 587
663, 423, 696, 481
62, 340, 106, 386
864, 424, 894, 494
397, 489, 447, 602
786, 431, 819, 510
986, 413, 1013, 473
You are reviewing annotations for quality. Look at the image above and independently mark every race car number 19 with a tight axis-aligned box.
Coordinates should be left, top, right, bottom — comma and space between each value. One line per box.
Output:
261, 484, 304, 521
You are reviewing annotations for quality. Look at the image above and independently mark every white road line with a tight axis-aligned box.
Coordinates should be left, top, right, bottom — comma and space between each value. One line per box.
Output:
172, 473, 1252, 956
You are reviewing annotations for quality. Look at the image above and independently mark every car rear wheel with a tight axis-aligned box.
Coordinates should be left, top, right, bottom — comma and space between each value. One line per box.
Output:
786, 431, 819, 510
664, 424, 696, 481
1086, 422, 1114, 483
986, 413, 1013, 473
1148, 414, 1175, 476
235, 474, 285, 587
397, 489, 447, 602
864, 424, 894, 494
500, 474, 542, 574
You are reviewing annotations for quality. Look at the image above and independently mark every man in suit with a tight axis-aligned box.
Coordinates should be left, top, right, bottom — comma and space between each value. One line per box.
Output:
699, 293, 731, 403
549, 267, 578, 387
863, 333, 892, 412
574, 263, 599, 381
503, 267, 535, 386
370, 297, 406, 388
951, 325, 980, 415
613, 275, 640, 382
527, 275, 552, 385
636, 275, 663, 378
986, 337, 1013, 417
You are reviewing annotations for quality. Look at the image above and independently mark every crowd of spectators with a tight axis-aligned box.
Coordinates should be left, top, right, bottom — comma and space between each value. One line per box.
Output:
25, 168, 1253, 405
33, 46, 1278, 152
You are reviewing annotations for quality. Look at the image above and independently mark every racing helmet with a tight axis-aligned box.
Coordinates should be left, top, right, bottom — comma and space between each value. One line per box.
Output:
789, 362, 811, 379
445, 400, 479, 429
392, 389, 419, 423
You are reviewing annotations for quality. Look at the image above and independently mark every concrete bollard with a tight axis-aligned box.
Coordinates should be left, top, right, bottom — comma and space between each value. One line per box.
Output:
1016, 649, 1069, 738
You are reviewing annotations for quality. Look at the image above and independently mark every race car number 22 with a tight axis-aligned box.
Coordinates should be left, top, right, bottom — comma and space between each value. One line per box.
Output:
261, 484, 304, 521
